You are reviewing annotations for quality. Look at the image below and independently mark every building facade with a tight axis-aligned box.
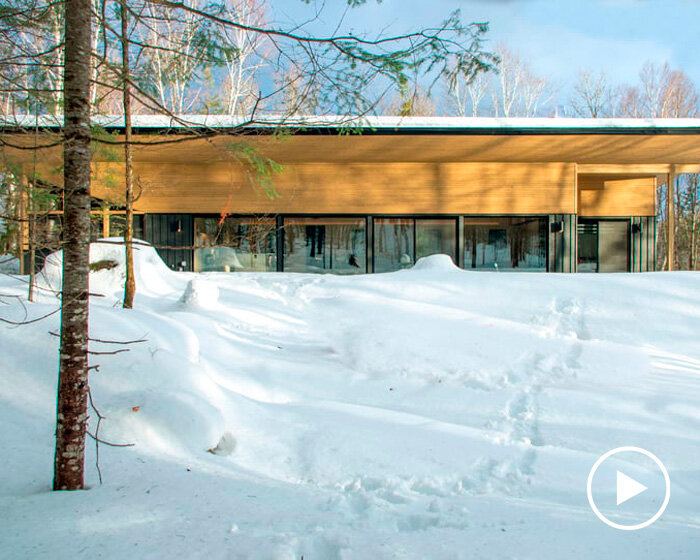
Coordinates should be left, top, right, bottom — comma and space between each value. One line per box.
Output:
6, 116, 700, 273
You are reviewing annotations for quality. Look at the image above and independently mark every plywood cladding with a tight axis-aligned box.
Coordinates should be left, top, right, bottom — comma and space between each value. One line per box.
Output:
578, 175, 656, 217
122, 134, 700, 165
5, 132, 700, 167
90, 161, 577, 215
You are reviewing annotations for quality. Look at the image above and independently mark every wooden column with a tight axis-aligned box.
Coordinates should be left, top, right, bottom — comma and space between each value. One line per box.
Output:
667, 169, 676, 271
102, 206, 110, 238
18, 175, 28, 275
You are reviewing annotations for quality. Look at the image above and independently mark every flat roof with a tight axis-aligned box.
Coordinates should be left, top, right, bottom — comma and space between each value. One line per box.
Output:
4, 114, 700, 135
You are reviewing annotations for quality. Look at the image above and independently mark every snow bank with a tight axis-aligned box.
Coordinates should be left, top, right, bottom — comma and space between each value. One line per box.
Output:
36, 238, 184, 304
0, 245, 699, 559
180, 278, 220, 309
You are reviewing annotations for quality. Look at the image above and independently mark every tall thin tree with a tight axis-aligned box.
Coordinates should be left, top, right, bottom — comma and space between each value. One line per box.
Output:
53, 0, 93, 490
121, 0, 135, 308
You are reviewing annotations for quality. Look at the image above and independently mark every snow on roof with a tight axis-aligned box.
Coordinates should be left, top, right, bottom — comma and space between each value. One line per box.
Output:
4, 114, 700, 132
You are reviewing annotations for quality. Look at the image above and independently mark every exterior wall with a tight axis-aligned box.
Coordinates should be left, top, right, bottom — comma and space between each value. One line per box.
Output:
578, 175, 656, 217
92, 161, 577, 216
143, 214, 194, 270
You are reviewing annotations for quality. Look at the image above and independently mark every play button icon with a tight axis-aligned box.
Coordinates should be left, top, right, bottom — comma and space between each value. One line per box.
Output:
587, 446, 670, 530
616, 470, 647, 505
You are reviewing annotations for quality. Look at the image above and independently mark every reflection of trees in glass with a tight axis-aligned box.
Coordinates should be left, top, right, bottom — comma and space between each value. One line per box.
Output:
375, 219, 414, 272
284, 218, 365, 274
464, 217, 546, 271
194, 216, 277, 272
416, 220, 456, 261
197, 216, 276, 254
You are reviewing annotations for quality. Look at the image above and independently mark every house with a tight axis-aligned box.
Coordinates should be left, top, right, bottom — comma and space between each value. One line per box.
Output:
4, 115, 700, 273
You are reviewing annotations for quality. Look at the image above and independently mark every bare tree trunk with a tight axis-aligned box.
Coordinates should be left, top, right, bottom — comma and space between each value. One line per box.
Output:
121, 0, 135, 309
53, 0, 92, 491
667, 172, 675, 271
28, 197, 35, 301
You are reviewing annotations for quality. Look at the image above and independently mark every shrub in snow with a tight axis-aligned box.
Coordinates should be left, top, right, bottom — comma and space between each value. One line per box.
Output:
180, 278, 219, 309
89, 259, 119, 273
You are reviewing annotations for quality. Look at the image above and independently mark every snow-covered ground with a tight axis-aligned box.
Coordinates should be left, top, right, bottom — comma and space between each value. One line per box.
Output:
0, 241, 698, 559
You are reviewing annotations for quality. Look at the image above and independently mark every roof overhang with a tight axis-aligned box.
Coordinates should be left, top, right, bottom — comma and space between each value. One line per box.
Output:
2, 116, 700, 172
4, 114, 700, 135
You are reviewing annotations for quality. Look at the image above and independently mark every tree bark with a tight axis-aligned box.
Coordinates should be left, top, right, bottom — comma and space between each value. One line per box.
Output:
667, 171, 675, 271
53, 0, 92, 491
121, 0, 136, 309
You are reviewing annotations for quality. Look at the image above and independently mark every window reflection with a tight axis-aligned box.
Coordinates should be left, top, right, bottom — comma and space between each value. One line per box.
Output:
374, 218, 414, 272
463, 216, 547, 271
416, 219, 456, 262
194, 216, 277, 272
375, 218, 456, 272
284, 217, 365, 274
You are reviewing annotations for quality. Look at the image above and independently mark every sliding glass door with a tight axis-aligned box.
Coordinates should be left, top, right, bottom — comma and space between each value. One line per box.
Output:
463, 217, 547, 271
194, 216, 277, 272
374, 218, 457, 272
283, 217, 366, 274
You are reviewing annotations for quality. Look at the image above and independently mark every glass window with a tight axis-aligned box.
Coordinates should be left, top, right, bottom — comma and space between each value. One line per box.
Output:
416, 219, 456, 262
463, 217, 547, 271
373, 218, 415, 272
283, 217, 365, 274
577, 220, 598, 273
194, 216, 277, 272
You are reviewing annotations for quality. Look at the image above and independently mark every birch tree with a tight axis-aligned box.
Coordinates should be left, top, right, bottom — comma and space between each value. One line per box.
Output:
448, 70, 490, 117
491, 44, 553, 118
218, 0, 268, 115
570, 69, 615, 118
135, 0, 211, 113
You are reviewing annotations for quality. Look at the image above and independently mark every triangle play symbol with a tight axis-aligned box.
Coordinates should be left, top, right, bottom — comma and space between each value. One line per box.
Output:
617, 471, 648, 505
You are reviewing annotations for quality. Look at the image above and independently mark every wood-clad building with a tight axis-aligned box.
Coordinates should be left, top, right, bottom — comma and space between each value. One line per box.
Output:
4, 115, 700, 273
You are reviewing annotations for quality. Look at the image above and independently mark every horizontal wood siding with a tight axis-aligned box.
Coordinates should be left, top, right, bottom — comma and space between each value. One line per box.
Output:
92, 161, 577, 215
6, 132, 700, 166
578, 175, 656, 217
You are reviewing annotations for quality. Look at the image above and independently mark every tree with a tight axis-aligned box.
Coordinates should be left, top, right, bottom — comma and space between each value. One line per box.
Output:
120, 0, 136, 308
569, 69, 614, 118
491, 44, 553, 118
617, 61, 698, 119
53, 0, 93, 491
610, 61, 700, 270
2, 0, 496, 489
218, 0, 268, 115
448, 69, 490, 117
135, 0, 211, 113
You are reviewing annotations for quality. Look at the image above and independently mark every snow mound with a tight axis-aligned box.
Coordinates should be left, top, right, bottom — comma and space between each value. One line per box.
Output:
410, 253, 460, 272
180, 278, 219, 309
36, 238, 184, 303
2, 243, 700, 558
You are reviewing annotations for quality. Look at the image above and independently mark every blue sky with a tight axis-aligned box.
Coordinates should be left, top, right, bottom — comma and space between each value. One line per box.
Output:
268, 0, 700, 102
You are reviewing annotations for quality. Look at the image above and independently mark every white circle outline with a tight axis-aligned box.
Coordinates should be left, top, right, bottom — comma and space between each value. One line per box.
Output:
586, 446, 670, 531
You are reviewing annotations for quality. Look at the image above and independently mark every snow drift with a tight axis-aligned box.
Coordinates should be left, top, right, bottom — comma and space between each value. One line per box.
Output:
0, 241, 699, 559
